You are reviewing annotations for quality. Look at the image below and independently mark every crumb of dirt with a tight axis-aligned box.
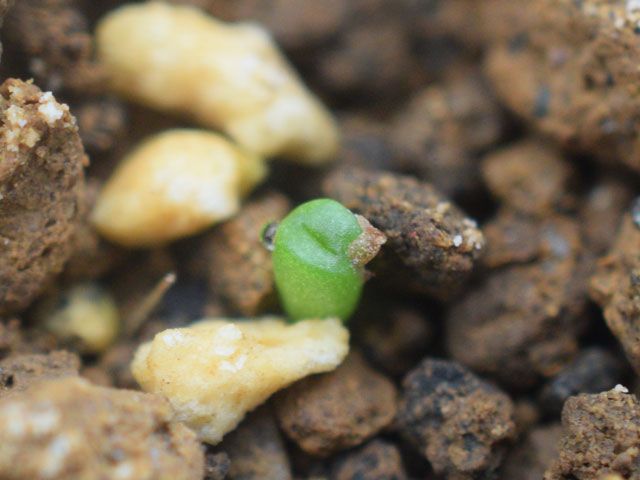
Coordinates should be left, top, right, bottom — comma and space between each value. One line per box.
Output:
590, 211, 640, 375
544, 388, 640, 479
4, 0, 104, 93
323, 166, 484, 300
168, 0, 349, 50
481, 139, 576, 217
397, 358, 516, 479
351, 302, 432, 377
220, 405, 292, 479
447, 214, 588, 387
0, 78, 85, 315
501, 424, 562, 480
484, 0, 640, 174
205, 191, 290, 316
0, 350, 79, 398
74, 97, 128, 154
330, 439, 408, 480
391, 74, 503, 197
275, 351, 397, 457
63, 178, 125, 281
580, 178, 633, 256
0, 377, 204, 480
204, 451, 230, 480
538, 347, 625, 415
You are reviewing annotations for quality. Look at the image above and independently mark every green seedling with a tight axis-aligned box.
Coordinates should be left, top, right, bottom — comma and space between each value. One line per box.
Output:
268, 198, 386, 322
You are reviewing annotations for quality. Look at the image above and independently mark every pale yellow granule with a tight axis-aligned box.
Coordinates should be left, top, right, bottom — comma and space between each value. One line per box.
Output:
131, 317, 349, 444
91, 129, 266, 247
96, 2, 339, 164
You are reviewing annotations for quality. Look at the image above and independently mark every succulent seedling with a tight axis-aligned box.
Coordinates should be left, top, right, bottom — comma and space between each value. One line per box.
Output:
267, 198, 386, 322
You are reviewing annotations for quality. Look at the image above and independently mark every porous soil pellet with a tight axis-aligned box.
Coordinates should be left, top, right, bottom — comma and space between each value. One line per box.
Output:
545, 388, 640, 479
390, 74, 503, 197
323, 166, 485, 300
481, 139, 576, 217
590, 211, 640, 375
220, 405, 292, 480
0, 78, 85, 315
446, 214, 588, 387
397, 359, 516, 479
484, 0, 640, 174
275, 351, 397, 457
330, 439, 408, 480
3, 0, 104, 93
538, 348, 625, 415
204, 191, 290, 316
204, 451, 230, 480
501, 424, 562, 480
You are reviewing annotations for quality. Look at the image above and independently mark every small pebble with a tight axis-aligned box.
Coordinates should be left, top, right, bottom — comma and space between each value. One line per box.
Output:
132, 317, 349, 444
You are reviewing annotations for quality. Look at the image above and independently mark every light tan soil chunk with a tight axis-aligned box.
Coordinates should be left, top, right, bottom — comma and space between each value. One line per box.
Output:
275, 351, 397, 457
0, 78, 85, 315
0, 377, 204, 480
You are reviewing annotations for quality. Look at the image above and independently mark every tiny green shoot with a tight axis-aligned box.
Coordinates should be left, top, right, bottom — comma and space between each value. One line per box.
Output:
268, 198, 385, 322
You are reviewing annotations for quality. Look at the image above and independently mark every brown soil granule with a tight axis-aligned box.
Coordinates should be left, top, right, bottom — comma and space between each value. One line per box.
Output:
169, 0, 349, 51
390, 74, 503, 197
338, 115, 395, 171
0, 319, 22, 359
397, 359, 516, 479
352, 299, 432, 378
204, 451, 230, 480
580, 178, 633, 256
63, 178, 124, 281
447, 214, 588, 387
330, 439, 408, 480
220, 405, 292, 479
204, 191, 290, 316
538, 348, 625, 415
74, 97, 128, 154
0, 78, 86, 315
3, 0, 103, 93
275, 351, 397, 457
481, 209, 548, 269
323, 166, 485, 300
0, 350, 79, 398
95, 342, 138, 389
316, 18, 413, 97
0, 377, 204, 480
501, 424, 562, 480
481, 140, 576, 217
484, 0, 640, 174
590, 211, 640, 375
545, 388, 640, 479
0, 0, 13, 61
